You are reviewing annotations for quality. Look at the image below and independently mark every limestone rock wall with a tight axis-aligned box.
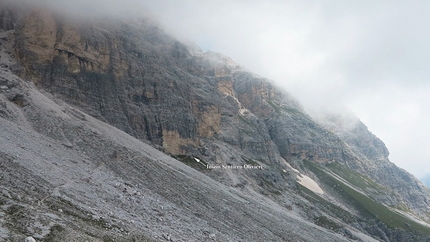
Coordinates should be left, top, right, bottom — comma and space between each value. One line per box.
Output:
13, 11, 209, 154
7, 7, 430, 225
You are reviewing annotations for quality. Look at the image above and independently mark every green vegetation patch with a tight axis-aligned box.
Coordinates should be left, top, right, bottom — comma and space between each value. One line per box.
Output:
389, 203, 414, 214
281, 107, 303, 115
266, 100, 282, 114
314, 216, 342, 231
304, 160, 430, 235
297, 183, 357, 224
325, 162, 387, 193
303, 160, 374, 219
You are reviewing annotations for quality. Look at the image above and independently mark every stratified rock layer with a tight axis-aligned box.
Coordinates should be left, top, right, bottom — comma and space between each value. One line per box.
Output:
1, 4, 430, 241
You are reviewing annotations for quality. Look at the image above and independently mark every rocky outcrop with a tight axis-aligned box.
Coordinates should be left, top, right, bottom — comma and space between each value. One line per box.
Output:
318, 111, 430, 215
13, 11, 206, 154
9, 9, 362, 169
317, 111, 389, 161
0, 56, 354, 241
3, 4, 430, 241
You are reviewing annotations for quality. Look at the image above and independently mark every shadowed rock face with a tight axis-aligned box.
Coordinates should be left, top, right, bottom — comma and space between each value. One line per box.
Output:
11, 13, 186, 150
12, 9, 352, 164
2, 4, 430, 241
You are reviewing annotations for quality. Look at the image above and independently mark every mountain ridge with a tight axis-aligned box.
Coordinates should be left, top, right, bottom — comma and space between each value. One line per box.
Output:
1, 3, 430, 241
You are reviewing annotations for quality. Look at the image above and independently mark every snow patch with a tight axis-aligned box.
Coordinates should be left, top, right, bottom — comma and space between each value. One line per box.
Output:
282, 159, 324, 194
297, 174, 324, 195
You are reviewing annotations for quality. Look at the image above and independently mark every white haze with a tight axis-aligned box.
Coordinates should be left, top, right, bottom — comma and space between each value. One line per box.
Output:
10, 0, 430, 179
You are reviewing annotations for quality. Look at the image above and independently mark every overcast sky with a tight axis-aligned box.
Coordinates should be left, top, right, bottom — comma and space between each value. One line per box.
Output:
136, 0, 430, 179
16, 0, 430, 178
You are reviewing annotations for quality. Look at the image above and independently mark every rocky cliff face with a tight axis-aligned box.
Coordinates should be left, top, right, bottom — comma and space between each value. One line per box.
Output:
12, 8, 359, 171
2, 3, 430, 241
318, 111, 430, 213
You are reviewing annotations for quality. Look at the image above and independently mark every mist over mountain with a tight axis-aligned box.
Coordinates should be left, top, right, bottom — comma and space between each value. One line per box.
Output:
1, 2, 430, 241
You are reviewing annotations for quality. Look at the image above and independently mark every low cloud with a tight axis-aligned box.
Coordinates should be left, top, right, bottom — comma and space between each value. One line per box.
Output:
7, 0, 430, 178
3, 0, 149, 19
141, 0, 430, 178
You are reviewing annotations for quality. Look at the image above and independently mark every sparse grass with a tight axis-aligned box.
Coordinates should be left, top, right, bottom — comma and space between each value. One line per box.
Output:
314, 216, 342, 231
259, 177, 282, 195
390, 203, 413, 214
304, 160, 430, 235
304, 161, 374, 218
325, 162, 386, 192
297, 183, 357, 224
266, 100, 281, 114
281, 107, 303, 115
335, 179, 430, 234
